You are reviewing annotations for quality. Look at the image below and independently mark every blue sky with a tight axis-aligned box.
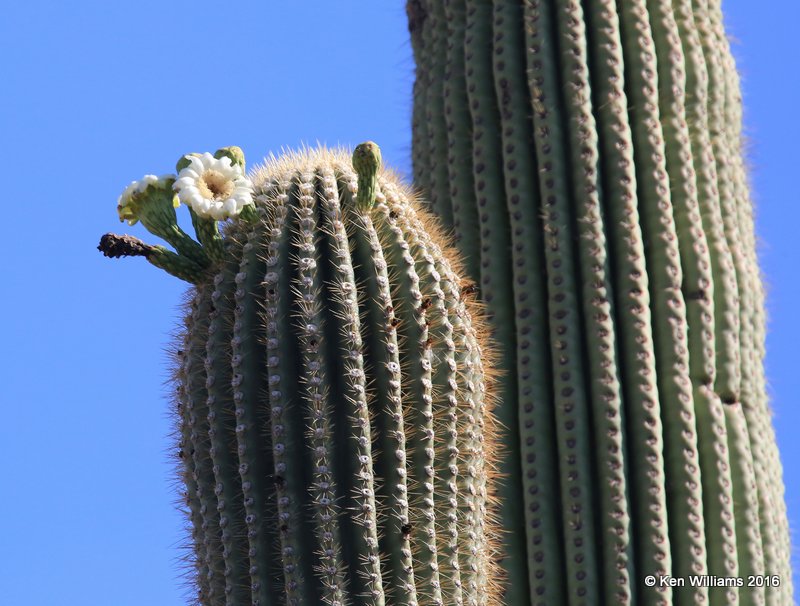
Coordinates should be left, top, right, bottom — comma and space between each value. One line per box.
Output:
0, 2, 795, 604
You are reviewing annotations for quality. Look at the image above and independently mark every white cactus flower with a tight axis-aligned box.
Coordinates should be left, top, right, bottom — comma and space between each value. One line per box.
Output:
117, 174, 176, 225
173, 153, 254, 220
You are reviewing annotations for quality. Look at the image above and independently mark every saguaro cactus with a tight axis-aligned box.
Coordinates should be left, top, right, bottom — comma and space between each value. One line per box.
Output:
408, 1, 791, 604
100, 144, 502, 605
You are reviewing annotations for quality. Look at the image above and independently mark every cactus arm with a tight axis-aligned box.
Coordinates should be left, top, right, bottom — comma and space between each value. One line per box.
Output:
204, 262, 251, 605
462, 3, 528, 604
442, 0, 480, 279
487, 3, 566, 604
347, 188, 419, 604
231, 220, 279, 606
103, 146, 504, 605
262, 177, 314, 605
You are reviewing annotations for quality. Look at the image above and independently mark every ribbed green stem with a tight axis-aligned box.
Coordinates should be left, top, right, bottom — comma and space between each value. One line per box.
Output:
423, 0, 454, 226
443, 0, 480, 278
190, 209, 226, 262
463, 3, 525, 604
673, 4, 739, 603
409, 0, 431, 196
295, 171, 348, 605
205, 259, 250, 604
616, 2, 702, 603
381, 179, 497, 605
347, 187, 418, 605
328, 174, 385, 605
407, 1, 790, 604
262, 177, 310, 604
522, 2, 603, 603
185, 292, 228, 603
178, 292, 214, 603
231, 221, 276, 605
374, 182, 444, 606
720, 18, 787, 606
146, 245, 206, 283
713, 4, 790, 600
644, 2, 711, 600
490, 3, 563, 605
712, 13, 766, 595
406, 201, 465, 604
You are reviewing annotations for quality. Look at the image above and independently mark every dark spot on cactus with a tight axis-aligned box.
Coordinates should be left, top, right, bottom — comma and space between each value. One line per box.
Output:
425, 336, 433, 349
420, 297, 432, 311
274, 475, 285, 487
722, 397, 738, 406
461, 283, 477, 297
686, 289, 707, 301
401, 522, 413, 538
178, 449, 184, 459
390, 317, 400, 329
389, 210, 398, 219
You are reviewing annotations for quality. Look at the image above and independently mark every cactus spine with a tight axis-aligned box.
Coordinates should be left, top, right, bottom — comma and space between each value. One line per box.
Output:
101, 145, 503, 605
408, 1, 792, 604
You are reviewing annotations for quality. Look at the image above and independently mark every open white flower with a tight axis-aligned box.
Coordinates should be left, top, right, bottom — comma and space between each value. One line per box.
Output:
173, 153, 254, 220
117, 174, 176, 225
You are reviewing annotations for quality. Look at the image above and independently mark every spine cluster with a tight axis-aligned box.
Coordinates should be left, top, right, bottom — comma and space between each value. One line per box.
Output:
408, 1, 791, 604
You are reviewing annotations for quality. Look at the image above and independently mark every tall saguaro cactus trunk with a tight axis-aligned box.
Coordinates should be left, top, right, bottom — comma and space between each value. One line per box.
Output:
407, 1, 792, 604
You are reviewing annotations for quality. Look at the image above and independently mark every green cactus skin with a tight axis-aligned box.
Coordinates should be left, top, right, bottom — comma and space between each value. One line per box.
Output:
151, 146, 504, 605
407, 1, 792, 605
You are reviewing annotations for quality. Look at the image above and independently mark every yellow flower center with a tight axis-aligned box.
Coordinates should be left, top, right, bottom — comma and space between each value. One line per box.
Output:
198, 170, 234, 201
